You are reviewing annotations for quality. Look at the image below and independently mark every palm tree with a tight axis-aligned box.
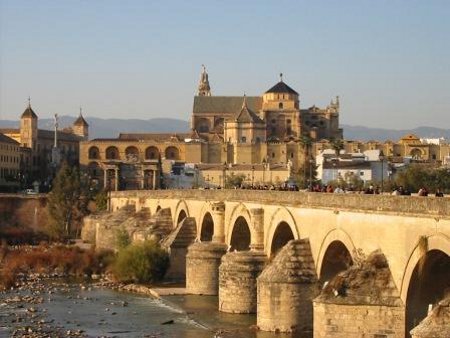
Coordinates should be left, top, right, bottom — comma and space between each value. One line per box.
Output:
299, 135, 312, 188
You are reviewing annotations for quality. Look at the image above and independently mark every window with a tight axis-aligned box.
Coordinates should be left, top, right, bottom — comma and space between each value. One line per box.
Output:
286, 119, 291, 124
290, 152, 294, 158
241, 136, 246, 143
360, 171, 364, 176
271, 152, 275, 158
255, 137, 261, 143
279, 102, 283, 109
432, 154, 436, 160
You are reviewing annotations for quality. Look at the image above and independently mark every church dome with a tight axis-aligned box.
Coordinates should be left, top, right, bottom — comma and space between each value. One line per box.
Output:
265, 74, 298, 95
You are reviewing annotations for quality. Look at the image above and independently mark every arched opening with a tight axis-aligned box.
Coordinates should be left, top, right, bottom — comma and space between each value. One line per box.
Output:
196, 118, 210, 133
177, 210, 187, 226
156, 206, 161, 213
125, 146, 139, 161
230, 216, 251, 251
214, 118, 224, 132
319, 240, 353, 283
200, 212, 214, 241
165, 146, 180, 160
88, 146, 99, 159
410, 148, 422, 160
270, 221, 294, 256
145, 146, 159, 160
405, 250, 450, 336
105, 146, 119, 160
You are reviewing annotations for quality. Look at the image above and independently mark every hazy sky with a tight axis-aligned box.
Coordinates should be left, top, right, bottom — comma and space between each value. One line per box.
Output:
1, 1, 449, 129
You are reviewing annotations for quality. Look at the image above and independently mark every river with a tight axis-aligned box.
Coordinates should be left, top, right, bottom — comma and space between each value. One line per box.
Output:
1, 280, 294, 338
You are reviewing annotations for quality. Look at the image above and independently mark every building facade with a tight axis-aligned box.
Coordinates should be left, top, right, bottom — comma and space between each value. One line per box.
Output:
0, 133, 21, 191
80, 68, 343, 190
0, 102, 88, 187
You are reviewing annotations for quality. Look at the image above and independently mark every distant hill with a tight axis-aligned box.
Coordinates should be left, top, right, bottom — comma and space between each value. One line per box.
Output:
0, 116, 191, 139
342, 125, 450, 142
1, 117, 449, 141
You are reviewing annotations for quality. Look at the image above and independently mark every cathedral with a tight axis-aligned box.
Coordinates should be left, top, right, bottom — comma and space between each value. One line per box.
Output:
79, 67, 343, 190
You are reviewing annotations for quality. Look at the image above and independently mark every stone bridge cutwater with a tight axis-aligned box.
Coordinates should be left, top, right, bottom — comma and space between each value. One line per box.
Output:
90, 190, 450, 338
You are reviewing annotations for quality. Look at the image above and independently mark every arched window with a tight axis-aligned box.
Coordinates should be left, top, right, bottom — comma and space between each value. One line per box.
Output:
105, 146, 119, 160
88, 146, 99, 159
125, 146, 139, 161
241, 136, 246, 143
165, 146, 180, 160
279, 102, 283, 109
145, 146, 159, 160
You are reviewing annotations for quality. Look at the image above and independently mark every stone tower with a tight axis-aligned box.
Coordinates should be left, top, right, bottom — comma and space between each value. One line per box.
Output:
20, 98, 38, 149
197, 65, 211, 96
73, 108, 89, 140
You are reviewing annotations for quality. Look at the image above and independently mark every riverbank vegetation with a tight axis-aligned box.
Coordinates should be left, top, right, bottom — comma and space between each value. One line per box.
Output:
0, 244, 114, 289
113, 240, 169, 283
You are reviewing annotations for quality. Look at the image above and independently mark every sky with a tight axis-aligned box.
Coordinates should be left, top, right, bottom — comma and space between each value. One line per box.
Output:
0, 0, 449, 129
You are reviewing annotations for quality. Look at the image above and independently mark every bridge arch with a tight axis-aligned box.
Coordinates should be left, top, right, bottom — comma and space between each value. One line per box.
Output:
266, 207, 300, 255
402, 234, 450, 335
316, 228, 356, 281
230, 216, 251, 251
173, 200, 190, 227
269, 222, 296, 256
400, 233, 450, 301
200, 212, 214, 241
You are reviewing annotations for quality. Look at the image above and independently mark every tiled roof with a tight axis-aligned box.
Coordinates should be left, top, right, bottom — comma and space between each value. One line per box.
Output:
118, 133, 191, 141
37, 129, 82, 142
265, 81, 298, 95
233, 99, 264, 124
21, 106, 38, 119
74, 114, 88, 126
0, 133, 19, 144
193, 96, 262, 114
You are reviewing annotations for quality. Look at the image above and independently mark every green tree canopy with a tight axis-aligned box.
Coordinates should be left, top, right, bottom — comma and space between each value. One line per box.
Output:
47, 163, 91, 239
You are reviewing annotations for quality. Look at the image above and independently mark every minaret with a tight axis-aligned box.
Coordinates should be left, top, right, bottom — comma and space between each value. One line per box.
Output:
197, 64, 211, 96
73, 107, 89, 140
20, 97, 38, 149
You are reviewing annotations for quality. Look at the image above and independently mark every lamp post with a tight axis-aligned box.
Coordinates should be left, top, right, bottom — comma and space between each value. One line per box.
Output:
379, 150, 385, 193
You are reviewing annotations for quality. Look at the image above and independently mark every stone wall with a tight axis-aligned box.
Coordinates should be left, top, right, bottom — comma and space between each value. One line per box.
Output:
110, 189, 450, 217
0, 194, 48, 230
186, 242, 227, 295
313, 302, 405, 338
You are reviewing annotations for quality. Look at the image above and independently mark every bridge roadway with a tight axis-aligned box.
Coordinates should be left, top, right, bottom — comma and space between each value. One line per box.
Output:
108, 190, 450, 336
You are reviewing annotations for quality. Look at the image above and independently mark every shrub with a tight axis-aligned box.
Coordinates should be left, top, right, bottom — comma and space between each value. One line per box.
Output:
115, 227, 131, 249
113, 241, 169, 283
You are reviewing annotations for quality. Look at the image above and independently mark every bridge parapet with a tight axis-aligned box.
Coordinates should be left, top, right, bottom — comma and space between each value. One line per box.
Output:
110, 190, 450, 217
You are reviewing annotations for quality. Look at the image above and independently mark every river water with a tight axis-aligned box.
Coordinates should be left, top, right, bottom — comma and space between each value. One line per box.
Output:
1, 281, 294, 338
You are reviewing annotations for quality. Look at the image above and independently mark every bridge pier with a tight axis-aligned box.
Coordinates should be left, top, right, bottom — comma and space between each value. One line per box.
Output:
313, 250, 405, 338
257, 239, 319, 335
211, 202, 225, 243
186, 242, 227, 295
219, 250, 267, 313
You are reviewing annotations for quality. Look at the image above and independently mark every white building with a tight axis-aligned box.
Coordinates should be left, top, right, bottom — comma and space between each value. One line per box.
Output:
316, 149, 390, 185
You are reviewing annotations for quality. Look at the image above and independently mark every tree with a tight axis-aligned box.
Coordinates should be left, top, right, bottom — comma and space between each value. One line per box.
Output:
330, 138, 344, 156
47, 163, 91, 239
299, 135, 313, 187
225, 173, 246, 188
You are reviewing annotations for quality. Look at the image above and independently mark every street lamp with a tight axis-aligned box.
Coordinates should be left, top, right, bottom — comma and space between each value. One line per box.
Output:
379, 150, 385, 193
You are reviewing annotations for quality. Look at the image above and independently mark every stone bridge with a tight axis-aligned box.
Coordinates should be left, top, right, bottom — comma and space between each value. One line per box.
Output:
106, 190, 450, 337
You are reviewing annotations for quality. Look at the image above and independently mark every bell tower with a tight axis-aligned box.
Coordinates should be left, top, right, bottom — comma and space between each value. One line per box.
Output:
20, 97, 38, 149
197, 64, 211, 96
